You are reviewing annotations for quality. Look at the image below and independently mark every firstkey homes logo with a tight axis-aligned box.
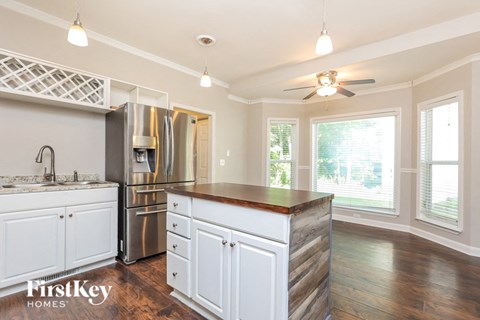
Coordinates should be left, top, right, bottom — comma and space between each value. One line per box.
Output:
26, 279, 112, 308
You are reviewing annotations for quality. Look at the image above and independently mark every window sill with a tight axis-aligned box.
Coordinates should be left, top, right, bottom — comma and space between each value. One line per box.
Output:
334, 205, 398, 217
415, 216, 462, 234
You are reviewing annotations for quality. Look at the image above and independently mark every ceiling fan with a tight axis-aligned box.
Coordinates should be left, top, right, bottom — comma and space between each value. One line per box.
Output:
284, 70, 375, 100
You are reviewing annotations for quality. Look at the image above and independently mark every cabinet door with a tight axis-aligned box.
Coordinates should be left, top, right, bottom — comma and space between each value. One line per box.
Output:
65, 202, 117, 270
0, 208, 65, 289
231, 231, 288, 320
192, 220, 231, 319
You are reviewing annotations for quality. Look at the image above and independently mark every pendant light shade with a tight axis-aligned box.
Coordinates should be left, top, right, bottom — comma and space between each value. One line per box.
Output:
317, 86, 337, 97
316, 0, 333, 55
68, 13, 88, 47
315, 27, 333, 55
200, 67, 212, 87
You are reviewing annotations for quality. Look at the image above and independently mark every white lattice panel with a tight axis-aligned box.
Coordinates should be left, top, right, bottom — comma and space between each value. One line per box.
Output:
0, 51, 108, 110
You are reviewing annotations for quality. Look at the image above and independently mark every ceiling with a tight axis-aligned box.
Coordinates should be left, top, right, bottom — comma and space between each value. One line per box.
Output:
4, 0, 480, 102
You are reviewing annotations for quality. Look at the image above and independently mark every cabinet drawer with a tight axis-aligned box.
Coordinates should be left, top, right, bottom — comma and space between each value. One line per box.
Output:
167, 251, 190, 297
167, 194, 191, 217
167, 212, 191, 238
167, 232, 190, 259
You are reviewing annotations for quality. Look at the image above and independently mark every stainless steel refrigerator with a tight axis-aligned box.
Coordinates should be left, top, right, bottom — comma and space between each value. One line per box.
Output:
106, 103, 196, 264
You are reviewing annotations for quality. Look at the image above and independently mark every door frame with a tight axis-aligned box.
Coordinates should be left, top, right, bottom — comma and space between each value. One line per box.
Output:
170, 101, 216, 183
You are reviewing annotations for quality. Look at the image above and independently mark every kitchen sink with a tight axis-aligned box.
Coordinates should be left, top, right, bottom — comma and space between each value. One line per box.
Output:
58, 181, 109, 186
2, 183, 59, 188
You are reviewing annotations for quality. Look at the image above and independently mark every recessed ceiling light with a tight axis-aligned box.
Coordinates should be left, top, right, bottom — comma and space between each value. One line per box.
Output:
196, 35, 216, 47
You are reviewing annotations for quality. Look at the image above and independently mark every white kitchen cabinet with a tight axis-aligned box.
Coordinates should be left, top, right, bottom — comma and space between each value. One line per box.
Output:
0, 188, 118, 297
230, 230, 288, 320
192, 220, 231, 319
0, 208, 66, 289
65, 202, 117, 269
191, 219, 288, 320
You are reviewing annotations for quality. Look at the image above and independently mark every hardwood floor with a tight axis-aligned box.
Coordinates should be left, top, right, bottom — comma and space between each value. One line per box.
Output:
1, 221, 479, 319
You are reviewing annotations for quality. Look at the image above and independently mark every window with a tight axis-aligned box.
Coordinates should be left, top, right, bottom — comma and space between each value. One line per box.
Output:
267, 119, 298, 189
417, 94, 462, 230
312, 112, 398, 214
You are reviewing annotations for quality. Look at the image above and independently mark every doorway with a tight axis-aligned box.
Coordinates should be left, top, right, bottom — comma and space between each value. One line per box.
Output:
172, 104, 214, 184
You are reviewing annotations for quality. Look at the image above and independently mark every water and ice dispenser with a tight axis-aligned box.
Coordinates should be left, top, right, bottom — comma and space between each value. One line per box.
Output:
132, 135, 156, 173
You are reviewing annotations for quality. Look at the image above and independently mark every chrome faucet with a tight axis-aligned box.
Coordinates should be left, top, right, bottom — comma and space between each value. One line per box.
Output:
35, 145, 56, 182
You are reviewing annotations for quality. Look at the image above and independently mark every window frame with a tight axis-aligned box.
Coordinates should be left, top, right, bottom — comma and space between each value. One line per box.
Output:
310, 109, 401, 215
416, 92, 464, 232
266, 118, 299, 189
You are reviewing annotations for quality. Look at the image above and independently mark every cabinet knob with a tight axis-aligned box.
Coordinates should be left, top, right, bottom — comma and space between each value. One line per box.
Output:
59, 215, 64, 219
172, 244, 178, 249
172, 223, 178, 228
172, 272, 178, 277
68, 213, 73, 218
173, 202, 178, 208
230, 242, 236, 248
222, 240, 228, 246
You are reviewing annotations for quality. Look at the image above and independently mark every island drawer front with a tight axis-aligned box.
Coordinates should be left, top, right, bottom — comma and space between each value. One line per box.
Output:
167, 251, 191, 297
167, 194, 191, 217
167, 212, 191, 238
167, 232, 190, 259
192, 198, 289, 244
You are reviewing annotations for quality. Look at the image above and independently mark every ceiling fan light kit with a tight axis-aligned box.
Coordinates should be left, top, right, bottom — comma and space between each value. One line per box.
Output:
197, 35, 216, 88
316, 86, 337, 97
67, 13, 88, 47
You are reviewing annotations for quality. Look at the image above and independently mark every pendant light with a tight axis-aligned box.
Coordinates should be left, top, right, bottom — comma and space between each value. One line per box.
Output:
315, 0, 333, 55
197, 35, 216, 88
68, 0, 88, 47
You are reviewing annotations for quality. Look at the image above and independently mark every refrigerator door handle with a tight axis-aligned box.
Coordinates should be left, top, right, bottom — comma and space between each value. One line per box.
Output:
168, 115, 175, 176
135, 188, 165, 194
163, 115, 169, 176
135, 209, 167, 216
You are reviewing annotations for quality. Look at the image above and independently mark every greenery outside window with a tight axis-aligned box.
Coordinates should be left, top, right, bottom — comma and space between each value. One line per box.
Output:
267, 119, 298, 189
312, 112, 398, 214
417, 94, 462, 231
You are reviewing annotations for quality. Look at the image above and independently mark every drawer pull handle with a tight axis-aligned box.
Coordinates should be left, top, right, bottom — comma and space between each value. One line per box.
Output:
173, 202, 178, 208
230, 242, 236, 248
69, 213, 73, 218
136, 188, 165, 194
172, 272, 178, 277
172, 244, 178, 249
59, 215, 64, 219
172, 223, 178, 228
136, 209, 167, 216
222, 240, 228, 246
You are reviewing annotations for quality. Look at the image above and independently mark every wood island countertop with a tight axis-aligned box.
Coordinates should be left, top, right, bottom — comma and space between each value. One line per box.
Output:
166, 183, 333, 215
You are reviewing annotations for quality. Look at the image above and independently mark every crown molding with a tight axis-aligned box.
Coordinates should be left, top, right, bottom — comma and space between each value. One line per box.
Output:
0, 0, 230, 89
412, 53, 480, 86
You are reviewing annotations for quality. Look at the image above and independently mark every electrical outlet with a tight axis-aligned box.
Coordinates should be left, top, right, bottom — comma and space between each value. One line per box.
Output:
220, 159, 225, 166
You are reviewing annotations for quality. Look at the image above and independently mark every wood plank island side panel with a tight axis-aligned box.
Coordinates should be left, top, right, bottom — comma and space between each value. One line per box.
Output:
288, 200, 332, 320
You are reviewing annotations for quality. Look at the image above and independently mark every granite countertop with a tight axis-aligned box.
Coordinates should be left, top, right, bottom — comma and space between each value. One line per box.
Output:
166, 183, 334, 215
0, 174, 119, 195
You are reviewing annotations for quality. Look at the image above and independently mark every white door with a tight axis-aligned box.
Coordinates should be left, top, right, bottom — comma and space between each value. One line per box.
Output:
65, 202, 117, 270
0, 208, 65, 288
192, 220, 231, 319
230, 230, 288, 320
196, 119, 209, 184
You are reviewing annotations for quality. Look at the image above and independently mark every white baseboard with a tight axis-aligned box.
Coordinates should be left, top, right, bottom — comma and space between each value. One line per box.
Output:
333, 214, 480, 257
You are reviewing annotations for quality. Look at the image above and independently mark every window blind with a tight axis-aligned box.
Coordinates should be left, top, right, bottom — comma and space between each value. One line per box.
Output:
419, 101, 459, 223
312, 114, 397, 213
268, 121, 297, 189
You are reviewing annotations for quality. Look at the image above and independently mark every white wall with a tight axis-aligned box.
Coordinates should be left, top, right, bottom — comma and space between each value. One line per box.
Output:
0, 7, 248, 183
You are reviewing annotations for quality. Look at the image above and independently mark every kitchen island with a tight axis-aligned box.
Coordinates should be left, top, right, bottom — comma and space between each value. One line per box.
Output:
165, 183, 333, 320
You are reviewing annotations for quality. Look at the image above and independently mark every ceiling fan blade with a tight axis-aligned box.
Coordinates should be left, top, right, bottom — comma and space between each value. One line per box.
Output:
337, 79, 375, 86
336, 86, 355, 97
283, 85, 316, 92
303, 90, 318, 100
